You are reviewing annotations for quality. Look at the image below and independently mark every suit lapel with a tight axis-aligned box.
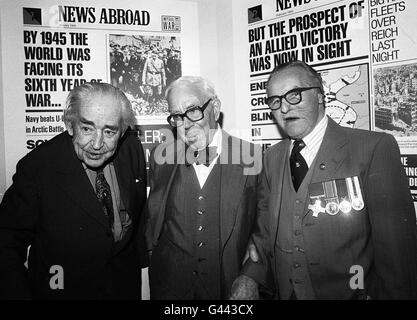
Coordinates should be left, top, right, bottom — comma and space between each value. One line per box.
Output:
218, 133, 248, 249
310, 118, 349, 183
113, 152, 134, 220
219, 167, 247, 248
111, 152, 137, 254
54, 133, 109, 230
271, 139, 290, 248
155, 165, 178, 237
150, 143, 181, 246
303, 117, 349, 220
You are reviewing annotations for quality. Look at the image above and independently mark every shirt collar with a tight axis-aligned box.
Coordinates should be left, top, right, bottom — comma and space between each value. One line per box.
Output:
82, 162, 113, 172
292, 115, 328, 150
208, 125, 222, 155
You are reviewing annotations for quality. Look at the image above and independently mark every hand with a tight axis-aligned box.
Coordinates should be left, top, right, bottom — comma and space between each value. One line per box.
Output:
229, 275, 259, 300
242, 239, 259, 265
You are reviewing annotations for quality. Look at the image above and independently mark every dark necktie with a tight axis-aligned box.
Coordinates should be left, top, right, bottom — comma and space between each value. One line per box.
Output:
290, 139, 308, 191
95, 169, 114, 230
186, 146, 218, 167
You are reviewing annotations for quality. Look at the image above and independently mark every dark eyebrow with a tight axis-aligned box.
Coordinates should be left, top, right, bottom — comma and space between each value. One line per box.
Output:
105, 125, 119, 131
79, 118, 94, 126
79, 118, 119, 131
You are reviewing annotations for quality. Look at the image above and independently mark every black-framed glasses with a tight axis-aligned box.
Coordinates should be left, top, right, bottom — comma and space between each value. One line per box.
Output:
167, 98, 212, 127
266, 87, 322, 111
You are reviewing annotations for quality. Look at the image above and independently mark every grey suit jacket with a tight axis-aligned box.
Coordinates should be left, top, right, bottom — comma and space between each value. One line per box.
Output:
243, 117, 417, 299
146, 130, 261, 298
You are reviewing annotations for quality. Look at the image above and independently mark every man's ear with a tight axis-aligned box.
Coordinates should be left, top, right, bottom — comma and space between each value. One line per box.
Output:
212, 98, 221, 121
65, 121, 74, 136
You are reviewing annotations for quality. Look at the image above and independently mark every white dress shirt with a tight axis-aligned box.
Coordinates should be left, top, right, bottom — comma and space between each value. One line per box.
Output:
193, 127, 222, 188
291, 115, 328, 168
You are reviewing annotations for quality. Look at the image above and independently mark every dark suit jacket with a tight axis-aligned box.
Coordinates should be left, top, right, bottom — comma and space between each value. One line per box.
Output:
146, 130, 261, 298
243, 118, 417, 299
0, 131, 147, 299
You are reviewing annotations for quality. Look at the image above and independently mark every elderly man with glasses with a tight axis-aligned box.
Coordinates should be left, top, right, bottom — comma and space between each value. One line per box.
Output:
145, 76, 262, 300
230, 60, 417, 300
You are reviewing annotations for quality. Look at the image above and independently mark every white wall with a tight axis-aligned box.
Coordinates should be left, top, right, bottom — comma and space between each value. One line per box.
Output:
0, 8, 5, 202
0, 0, 203, 193
181, 0, 251, 139
0, 0, 243, 196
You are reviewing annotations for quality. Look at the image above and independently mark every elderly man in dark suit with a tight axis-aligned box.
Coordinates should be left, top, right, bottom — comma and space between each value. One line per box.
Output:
146, 76, 262, 299
231, 60, 417, 300
0, 82, 147, 299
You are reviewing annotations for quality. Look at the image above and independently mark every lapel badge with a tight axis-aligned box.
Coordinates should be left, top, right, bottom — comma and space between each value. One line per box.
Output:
308, 175, 364, 218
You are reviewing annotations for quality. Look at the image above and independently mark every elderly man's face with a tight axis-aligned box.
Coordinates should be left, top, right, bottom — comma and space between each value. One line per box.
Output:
267, 66, 324, 139
67, 93, 123, 168
168, 84, 219, 150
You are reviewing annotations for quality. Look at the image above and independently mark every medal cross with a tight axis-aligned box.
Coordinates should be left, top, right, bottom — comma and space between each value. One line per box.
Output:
308, 199, 325, 218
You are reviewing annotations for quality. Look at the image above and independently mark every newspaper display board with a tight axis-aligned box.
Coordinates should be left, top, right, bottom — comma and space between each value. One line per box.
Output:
0, 0, 199, 185
244, 0, 417, 205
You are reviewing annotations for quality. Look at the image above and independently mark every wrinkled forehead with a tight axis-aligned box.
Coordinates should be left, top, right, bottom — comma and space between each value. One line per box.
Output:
168, 84, 207, 113
267, 65, 320, 95
77, 92, 122, 119
80, 91, 120, 108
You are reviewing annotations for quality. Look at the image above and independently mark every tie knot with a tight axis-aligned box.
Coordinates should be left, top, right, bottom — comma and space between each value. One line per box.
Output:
292, 139, 305, 153
187, 146, 218, 166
